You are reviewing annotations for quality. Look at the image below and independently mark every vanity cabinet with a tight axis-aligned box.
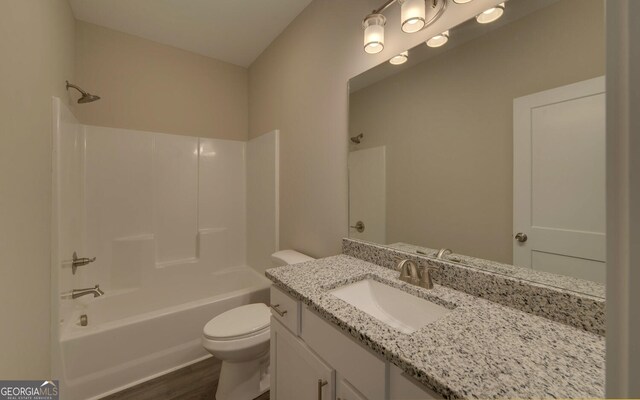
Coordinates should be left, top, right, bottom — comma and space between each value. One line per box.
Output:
269, 286, 441, 400
270, 316, 334, 400
337, 378, 367, 400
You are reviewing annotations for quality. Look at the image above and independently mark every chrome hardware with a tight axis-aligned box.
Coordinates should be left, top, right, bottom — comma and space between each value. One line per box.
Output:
271, 304, 288, 317
419, 263, 439, 289
80, 314, 88, 327
396, 259, 419, 285
317, 379, 328, 400
350, 221, 365, 233
396, 259, 438, 289
72, 251, 97, 274
350, 133, 364, 144
435, 248, 452, 259
61, 285, 104, 300
514, 232, 528, 243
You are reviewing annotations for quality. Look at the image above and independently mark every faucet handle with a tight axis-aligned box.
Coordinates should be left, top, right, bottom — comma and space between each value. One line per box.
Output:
94, 285, 105, 296
418, 263, 439, 289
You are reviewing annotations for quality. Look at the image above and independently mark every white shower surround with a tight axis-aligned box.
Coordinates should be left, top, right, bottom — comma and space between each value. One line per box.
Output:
51, 98, 278, 399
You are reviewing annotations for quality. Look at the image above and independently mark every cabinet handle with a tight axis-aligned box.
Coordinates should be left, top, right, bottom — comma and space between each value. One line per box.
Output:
317, 379, 328, 400
271, 304, 287, 317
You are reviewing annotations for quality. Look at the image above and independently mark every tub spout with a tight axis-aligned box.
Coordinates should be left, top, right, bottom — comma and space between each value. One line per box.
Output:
61, 285, 104, 300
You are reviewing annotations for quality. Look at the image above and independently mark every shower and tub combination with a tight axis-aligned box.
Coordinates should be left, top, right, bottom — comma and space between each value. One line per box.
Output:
51, 92, 279, 399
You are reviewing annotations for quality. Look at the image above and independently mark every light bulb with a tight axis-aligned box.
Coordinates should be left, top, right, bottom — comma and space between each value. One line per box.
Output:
476, 3, 505, 24
426, 30, 450, 47
389, 51, 409, 65
363, 14, 386, 54
399, 0, 426, 33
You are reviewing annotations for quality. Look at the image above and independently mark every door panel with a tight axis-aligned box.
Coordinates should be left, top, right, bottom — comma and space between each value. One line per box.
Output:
348, 146, 386, 243
532, 250, 606, 283
271, 318, 334, 400
513, 77, 606, 283
338, 378, 367, 400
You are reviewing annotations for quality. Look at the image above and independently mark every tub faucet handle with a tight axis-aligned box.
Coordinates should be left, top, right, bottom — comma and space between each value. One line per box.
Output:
61, 285, 104, 300
72, 251, 97, 274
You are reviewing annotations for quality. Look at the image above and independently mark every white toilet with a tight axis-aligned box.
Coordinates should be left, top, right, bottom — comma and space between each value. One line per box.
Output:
202, 250, 314, 400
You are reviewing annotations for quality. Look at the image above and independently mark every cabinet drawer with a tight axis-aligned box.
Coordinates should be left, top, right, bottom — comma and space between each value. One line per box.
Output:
301, 306, 386, 400
270, 286, 301, 336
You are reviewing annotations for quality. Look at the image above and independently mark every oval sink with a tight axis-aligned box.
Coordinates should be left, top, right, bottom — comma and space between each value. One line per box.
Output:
329, 279, 451, 334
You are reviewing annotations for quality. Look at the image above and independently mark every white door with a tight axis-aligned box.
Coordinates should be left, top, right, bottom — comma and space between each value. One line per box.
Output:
513, 77, 606, 283
348, 146, 386, 243
270, 318, 335, 400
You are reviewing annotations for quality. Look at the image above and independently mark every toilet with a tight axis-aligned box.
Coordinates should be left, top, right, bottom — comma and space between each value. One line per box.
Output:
202, 250, 314, 400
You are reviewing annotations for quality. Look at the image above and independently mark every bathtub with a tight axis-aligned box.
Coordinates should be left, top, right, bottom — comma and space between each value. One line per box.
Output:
59, 266, 270, 400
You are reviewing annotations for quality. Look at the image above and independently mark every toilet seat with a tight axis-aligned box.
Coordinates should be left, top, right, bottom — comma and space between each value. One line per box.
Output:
203, 303, 270, 341
202, 304, 271, 362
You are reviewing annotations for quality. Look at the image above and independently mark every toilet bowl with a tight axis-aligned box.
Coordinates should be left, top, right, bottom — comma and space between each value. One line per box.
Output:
202, 250, 314, 400
202, 303, 271, 400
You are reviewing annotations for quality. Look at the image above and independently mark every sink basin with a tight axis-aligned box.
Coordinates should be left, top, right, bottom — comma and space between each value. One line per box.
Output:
329, 279, 450, 334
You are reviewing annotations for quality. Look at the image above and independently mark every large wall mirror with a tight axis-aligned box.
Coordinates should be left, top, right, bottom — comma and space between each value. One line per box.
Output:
348, 0, 605, 295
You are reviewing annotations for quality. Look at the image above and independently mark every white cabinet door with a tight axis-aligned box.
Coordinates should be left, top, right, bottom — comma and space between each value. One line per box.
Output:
301, 307, 386, 400
337, 377, 367, 400
270, 317, 335, 400
513, 76, 606, 283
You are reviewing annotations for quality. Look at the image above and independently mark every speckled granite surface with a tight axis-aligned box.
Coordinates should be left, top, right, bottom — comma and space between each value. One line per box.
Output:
344, 238, 606, 336
266, 255, 605, 399
387, 242, 605, 298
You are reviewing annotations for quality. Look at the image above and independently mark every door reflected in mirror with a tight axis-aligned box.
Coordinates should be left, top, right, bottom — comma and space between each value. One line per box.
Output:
348, 0, 605, 292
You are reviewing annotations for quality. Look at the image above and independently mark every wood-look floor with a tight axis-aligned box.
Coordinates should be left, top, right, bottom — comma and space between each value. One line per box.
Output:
100, 357, 270, 400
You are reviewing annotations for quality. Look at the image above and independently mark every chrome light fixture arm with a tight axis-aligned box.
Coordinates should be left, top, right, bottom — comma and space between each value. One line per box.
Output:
371, 0, 399, 15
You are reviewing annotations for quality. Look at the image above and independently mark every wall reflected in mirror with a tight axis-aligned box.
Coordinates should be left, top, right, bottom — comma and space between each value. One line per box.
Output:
348, 0, 606, 290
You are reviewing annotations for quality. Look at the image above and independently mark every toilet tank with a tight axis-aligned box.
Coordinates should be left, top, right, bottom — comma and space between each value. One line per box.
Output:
271, 250, 315, 267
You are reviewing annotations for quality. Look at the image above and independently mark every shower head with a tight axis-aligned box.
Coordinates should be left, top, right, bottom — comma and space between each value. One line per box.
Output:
78, 93, 101, 103
66, 81, 101, 104
350, 133, 364, 144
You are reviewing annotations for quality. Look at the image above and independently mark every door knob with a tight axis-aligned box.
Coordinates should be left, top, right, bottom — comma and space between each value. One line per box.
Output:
350, 221, 365, 233
514, 232, 528, 243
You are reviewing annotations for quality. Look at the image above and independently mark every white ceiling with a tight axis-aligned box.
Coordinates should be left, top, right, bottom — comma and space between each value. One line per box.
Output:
68, 0, 313, 67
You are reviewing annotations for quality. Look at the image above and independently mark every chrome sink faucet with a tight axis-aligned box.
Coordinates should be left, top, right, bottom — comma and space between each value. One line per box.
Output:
435, 248, 452, 259
61, 285, 104, 300
396, 259, 439, 289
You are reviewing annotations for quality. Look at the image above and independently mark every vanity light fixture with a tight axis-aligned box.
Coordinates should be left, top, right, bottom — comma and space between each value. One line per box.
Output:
363, 13, 387, 54
476, 3, 505, 24
426, 30, 449, 47
361, 0, 446, 54
453, 0, 474, 3
399, 0, 426, 33
389, 51, 409, 65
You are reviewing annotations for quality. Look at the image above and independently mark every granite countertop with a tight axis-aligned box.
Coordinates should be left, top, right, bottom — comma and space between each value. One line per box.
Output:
387, 242, 605, 299
265, 255, 605, 399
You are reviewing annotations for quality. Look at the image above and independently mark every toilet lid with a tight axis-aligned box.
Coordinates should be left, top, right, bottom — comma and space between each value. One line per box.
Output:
203, 303, 270, 340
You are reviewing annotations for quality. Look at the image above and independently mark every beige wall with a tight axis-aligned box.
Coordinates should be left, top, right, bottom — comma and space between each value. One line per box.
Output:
0, 0, 75, 378
249, 0, 503, 257
75, 21, 248, 140
349, 0, 605, 264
